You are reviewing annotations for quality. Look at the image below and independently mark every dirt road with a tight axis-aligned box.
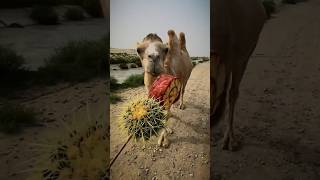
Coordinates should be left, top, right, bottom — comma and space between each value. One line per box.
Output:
212, 1, 320, 180
110, 62, 210, 179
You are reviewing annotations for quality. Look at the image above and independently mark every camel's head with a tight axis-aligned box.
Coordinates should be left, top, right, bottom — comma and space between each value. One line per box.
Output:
136, 33, 169, 76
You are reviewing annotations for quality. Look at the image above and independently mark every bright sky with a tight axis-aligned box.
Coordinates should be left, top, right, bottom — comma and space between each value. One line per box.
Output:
110, 0, 210, 57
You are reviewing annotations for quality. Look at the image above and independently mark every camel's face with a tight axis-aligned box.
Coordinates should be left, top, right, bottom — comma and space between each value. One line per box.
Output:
137, 34, 168, 76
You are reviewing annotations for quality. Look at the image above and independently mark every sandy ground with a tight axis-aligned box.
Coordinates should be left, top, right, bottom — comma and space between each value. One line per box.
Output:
212, 1, 320, 180
110, 62, 210, 179
0, 78, 108, 179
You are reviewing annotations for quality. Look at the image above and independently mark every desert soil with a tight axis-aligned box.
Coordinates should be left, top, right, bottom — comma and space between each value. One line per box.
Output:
212, 1, 320, 180
110, 62, 210, 179
0, 78, 108, 179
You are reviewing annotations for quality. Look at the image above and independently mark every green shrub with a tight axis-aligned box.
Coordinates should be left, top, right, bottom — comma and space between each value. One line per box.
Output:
192, 61, 197, 67
30, 5, 59, 25
130, 64, 137, 68
110, 76, 120, 91
37, 38, 107, 84
203, 57, 209, 61
109, 94, 121, 104
110, 53, 141, 65
0, 46, 25, 73
122, 74, 144, 88
0, 46, 32, 95
64, 7, 85, 21
81, 0, 103, 17
263, 0, 276, 18
0, 103, 37, 133
119, 63, 128, 69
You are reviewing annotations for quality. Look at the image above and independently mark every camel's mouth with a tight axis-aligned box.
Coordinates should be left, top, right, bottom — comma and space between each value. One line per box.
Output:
146, 70, 164, 77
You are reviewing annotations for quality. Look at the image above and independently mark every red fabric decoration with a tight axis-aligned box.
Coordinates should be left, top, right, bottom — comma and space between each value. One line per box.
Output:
148, 74, 181, 109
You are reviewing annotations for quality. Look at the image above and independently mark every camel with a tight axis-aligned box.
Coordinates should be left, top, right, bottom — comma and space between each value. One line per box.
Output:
136, 30, 193, 147
136, 30, 193, 110
211, 0, 267, 150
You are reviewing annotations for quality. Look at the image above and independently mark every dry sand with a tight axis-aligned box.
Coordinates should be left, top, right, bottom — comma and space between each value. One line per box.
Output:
212, 1, 320, 179
0, 79, 108, 179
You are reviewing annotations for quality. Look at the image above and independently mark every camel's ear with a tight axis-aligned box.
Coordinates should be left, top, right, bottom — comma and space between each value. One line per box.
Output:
136, 43, 145, 55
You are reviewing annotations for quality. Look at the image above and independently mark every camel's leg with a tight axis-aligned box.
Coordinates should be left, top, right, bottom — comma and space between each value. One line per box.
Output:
157, 105, 173, 147
179, 84, 186, 110
157, 128, 171, 148
222, 76, 240, 151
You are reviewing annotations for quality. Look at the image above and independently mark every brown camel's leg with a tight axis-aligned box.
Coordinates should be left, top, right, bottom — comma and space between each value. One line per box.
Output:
222, 75, 240, 151
179, 83, 186, 109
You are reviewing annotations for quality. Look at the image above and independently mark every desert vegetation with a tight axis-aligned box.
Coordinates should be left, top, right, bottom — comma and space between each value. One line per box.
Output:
27, 110, 107, 179
30, 5, 59, 24
37, 37, 108, 84
109, 94, 122, 104
110, 74, 144, 91
1, 0, 104, 18
263, 0, 276, 18
0, 46, 33, 95
110, 52, 142, 68
64, 7, 85, 21
109, 74, 144, 104
0, 35, 108, 96
0, 103, 38, 133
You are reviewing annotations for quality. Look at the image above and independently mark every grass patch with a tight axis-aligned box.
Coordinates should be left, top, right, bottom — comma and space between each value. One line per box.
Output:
192, 61, 197, 67
64, 7, 85, 21
0, 36, 109, 96
109, 94, 121, 104
263, 0, 276, 18
81, 0, 103, 17
122, 74, 144, 88
0, 46, 32, 96
130, 64, 138, 68
30, 5, 59, 25
110, 74, 144, 91
110, 76, 121, 91
119, 63, 128, 69
0, 103, 37, 134
37, 37, 108, 84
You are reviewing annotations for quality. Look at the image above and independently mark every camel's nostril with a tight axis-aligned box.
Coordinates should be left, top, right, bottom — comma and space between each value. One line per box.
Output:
148, 55, 152, 58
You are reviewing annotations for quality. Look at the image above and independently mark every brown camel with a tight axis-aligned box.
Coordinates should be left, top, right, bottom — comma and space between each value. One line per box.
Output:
211, 0, 267, 150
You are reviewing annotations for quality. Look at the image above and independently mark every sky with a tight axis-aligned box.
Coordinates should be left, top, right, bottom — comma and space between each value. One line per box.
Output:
110, 0, 210, 57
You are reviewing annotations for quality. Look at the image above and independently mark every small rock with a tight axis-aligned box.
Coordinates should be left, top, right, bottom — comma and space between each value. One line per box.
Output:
189, 173, 194, 177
